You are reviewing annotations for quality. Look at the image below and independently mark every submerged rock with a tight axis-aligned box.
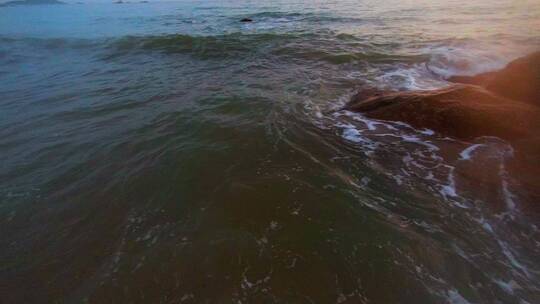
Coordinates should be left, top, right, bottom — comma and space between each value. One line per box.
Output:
240, 18, 253, 22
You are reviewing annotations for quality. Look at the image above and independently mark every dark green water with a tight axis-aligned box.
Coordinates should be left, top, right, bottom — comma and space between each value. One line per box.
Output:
1, 0, 539, 303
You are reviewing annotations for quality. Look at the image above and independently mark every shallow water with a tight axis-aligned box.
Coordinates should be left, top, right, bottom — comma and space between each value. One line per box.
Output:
1, 0, 540, 303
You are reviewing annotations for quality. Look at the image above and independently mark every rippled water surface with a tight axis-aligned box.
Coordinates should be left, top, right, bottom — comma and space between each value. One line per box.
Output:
1, 0, 540, 303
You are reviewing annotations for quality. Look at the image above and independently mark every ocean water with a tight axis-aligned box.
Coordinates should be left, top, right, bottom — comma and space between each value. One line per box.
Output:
1, 0, 540, 303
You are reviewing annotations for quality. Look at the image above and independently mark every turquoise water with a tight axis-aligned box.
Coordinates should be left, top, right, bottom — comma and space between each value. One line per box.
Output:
1, 1, 539, 303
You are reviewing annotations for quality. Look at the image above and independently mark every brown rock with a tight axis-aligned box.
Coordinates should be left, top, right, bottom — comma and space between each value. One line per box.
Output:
449, 51, 540, 105
346, 84, 540, 142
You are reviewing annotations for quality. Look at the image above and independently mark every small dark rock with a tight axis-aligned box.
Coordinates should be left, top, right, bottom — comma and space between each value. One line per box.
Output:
240, 18, 253, 23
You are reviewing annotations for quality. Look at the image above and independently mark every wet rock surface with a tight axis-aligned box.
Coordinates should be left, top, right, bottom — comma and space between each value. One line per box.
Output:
346, 85, 540, 142
347, 51, 540, 143
449, 51, 540, 105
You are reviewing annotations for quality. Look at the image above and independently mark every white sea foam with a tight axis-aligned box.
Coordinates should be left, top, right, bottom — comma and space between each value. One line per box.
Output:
439, 166, 457, 199
370, 40, 535, 98
419, 128, 435, 136
401, 134, 439, 151
499, 162, 516, 211
498, 240, 531, 278
375, 63, 448, 90
482, 222, 494, 234
459, 144, 485, 160
427, 49, 507, 78
446, 289, 472, 304
336, 121, 379, 153
341, 110, 398, 132
424, 41, 531, 78
494, 279, 521, 295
